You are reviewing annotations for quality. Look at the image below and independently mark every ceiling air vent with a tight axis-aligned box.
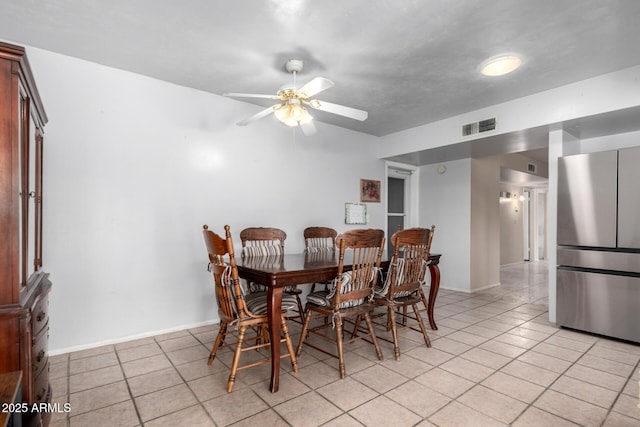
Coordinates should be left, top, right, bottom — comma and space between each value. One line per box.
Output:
462, 117, 496, 136
462, 122, 478, 136
478, 118, 496, 132
527, 163, 537, 173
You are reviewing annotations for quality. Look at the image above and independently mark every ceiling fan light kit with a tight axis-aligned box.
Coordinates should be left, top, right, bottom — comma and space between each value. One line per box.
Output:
224, 59, 368, 136
274, 99, 312, 127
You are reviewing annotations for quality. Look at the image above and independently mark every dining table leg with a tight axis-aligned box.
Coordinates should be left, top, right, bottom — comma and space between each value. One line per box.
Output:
267, 285, 283, 392
427, 257, 441, 330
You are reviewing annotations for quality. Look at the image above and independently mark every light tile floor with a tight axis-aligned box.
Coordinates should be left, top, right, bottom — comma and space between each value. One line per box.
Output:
48, 262, 640, 426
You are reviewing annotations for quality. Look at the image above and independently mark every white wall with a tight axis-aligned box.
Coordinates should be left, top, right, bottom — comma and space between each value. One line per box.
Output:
499, 153, 549, 179
576, 129, 640, 154
26, 46, 384, 353
418, 159, 471, 292
499, 183, 525, 265
470, 158, 501, 291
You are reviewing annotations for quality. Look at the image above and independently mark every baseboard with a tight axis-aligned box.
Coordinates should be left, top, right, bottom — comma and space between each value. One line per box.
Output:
470, 282, 501, 293
438, 282, 501, 294
49, 318, 219, 356
439, 285, 472, 293
501, 261, 527, 267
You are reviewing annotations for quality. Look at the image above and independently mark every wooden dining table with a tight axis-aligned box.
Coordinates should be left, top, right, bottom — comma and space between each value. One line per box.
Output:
237, 251, 442, 392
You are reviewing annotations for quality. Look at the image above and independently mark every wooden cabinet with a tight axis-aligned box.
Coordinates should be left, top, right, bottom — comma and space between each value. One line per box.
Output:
0, 41, 51, 427
0, 371, 23, 427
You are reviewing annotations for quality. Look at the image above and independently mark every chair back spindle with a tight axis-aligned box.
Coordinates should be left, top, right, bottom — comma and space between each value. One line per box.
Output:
240, 227, 286, 257
304, 226, 337, 253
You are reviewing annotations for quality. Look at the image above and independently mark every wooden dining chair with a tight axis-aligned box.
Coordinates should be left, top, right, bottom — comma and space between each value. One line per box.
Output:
202, 224, 298, 392
371, 226, 435, 359
303, 226, 337, 293
416, 226, 436, 316
304, 226, 337, 252
240, 227, 305, 324
296, 228, 385, 378
240, 227, 287, 257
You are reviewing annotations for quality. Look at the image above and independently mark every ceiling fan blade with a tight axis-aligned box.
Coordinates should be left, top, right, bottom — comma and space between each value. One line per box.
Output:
299, 119, 317, 136
307, 99, 368, 121
236, 105, 279, 126
224, 92, 280, 100
297, 77, 334, 98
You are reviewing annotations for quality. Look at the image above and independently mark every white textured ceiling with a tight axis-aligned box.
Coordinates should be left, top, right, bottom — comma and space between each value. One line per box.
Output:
2, 1, 640, 143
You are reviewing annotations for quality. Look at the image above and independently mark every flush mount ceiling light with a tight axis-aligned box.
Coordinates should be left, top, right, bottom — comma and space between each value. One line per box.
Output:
480, 54, 522, 77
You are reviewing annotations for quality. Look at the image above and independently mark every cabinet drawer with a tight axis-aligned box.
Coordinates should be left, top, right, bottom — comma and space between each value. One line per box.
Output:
31, 294, 49, 336
32, 327, 48, 379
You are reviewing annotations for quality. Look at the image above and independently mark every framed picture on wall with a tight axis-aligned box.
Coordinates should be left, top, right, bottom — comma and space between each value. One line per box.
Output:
360, 179, 381, 203
345, 203, 367, 224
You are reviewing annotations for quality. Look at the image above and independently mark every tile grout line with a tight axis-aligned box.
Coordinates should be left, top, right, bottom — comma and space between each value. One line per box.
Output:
338, 294, 538, 425
598, 357, 640, 426
137, 330, 219, 426
113, 346, 145, 427
508, 328, 602, 426
437, 290, 639, 426
421, 298, 553, 425
415, 290, 613, 425
65, 354, 70, 427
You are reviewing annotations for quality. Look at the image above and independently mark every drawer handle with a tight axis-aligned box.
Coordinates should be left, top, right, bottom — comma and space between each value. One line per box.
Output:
36, 311, 46, 322
36, 350, 45, 363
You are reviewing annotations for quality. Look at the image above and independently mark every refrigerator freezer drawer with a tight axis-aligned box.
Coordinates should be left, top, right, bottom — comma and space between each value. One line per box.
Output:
557, 249, 640, 274
557, 269, 640, 343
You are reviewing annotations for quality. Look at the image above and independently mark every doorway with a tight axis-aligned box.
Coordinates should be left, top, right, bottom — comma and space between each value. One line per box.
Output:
522, 187, 548, 262
386, 165, 415, 254
387, 176, 405, 253
523, 190, 531, 261
536, 189, 547, 260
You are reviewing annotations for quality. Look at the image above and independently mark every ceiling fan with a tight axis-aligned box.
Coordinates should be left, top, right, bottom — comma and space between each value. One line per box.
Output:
224, 59, 368, 136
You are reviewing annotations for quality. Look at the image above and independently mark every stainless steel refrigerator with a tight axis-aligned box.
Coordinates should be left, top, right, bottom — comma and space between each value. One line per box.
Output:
557, 146, 640, 343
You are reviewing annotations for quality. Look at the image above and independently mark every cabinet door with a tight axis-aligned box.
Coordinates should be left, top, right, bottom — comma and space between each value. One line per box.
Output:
18, 88, 28, 288
18, 84, 44, 288
27, 109, 43, 276
618, 146, 640, 249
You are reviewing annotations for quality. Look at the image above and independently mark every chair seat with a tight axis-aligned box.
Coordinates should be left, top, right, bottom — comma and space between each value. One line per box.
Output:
245, 292, 298, 315
374, 293, 422, 306
374, 283, 420, 300
305, 290, 332, 307
306, 283, 371, 309
306, 290, 367, 309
